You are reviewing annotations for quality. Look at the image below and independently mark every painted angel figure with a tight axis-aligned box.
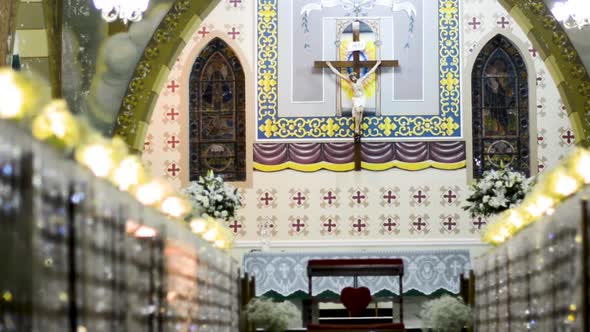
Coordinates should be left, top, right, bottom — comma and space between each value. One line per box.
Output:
326, 60, 381, 136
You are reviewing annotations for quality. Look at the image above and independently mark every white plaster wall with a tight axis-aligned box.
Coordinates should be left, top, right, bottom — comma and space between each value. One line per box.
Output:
142, 0, 575, 251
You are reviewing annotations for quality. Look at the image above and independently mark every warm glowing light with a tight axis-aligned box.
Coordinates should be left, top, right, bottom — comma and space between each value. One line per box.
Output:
32, 100, 80, 147
570, 304, 577, 311
135, 181, 166, 206
134, 225, 157, 238
555, 174, 579, 196
0, 71, 24, 119
500, 227, 511, 239
574, 151, 590, 183
2, 291, 13, 302
113, 156, 142, 191
524, 204, 541, 218
79, 145, 113, 177
536, 196, 554, 212
204, 228, 218, 242
190, 218, 208, 234
126, 220, 157, 238
215, 239, 226, 248
160, 196, 189, 218
509, 211, 524, 227
492, 235, 505, 244
167, 291, 178, 301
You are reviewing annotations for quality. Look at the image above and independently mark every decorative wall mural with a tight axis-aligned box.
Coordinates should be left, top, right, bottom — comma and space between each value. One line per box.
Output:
256, 0, 461, 140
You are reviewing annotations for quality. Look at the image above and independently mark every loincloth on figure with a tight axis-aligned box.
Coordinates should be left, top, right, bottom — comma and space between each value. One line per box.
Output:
351, 96, 366, 115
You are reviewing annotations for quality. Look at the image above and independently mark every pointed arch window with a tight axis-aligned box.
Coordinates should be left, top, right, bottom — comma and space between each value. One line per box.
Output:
189, 38, 246, 181
472, 35, 530, 178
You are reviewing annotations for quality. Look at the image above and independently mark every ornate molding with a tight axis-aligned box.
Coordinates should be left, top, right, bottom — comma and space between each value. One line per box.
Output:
112, 0, 222, 152
498, 0, 590, 146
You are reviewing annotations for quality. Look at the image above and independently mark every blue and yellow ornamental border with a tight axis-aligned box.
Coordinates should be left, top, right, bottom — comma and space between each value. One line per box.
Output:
256, 0, 461, 140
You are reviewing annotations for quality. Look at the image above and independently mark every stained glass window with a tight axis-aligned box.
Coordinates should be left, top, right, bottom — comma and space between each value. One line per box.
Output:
472, 35, 530, 178
189, 38, 246, 181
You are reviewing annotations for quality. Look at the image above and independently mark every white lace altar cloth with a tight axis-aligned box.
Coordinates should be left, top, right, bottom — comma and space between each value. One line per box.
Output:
243, 250, 471, 297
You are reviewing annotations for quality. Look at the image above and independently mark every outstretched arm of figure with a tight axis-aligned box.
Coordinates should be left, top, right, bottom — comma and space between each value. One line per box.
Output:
359, 60, 382, 82
326, 61, 350, 82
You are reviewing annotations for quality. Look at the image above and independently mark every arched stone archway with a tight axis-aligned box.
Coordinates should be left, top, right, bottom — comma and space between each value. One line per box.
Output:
112, 0, 222, 152
497, 0, 590, 146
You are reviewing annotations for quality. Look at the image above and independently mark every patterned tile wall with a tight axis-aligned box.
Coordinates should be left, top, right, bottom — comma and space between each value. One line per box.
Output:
142, 0, 574, 245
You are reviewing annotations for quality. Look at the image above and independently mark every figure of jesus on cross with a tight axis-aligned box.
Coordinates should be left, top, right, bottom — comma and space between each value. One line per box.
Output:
326, 60, 381, 136
314, 20, 399, 170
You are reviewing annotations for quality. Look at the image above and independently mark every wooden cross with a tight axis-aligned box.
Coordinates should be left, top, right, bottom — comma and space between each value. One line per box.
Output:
314, 20, 399, 171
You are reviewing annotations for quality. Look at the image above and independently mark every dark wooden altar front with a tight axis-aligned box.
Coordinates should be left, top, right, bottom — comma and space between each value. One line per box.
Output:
306, 259, 405, 332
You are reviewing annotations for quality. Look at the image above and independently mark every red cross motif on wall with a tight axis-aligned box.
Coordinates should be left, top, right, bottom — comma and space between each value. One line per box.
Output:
537, 134, 544, 145
538, 162, 545, 173
197, 26, 210, 37
323, 219, 337, 233
166, 107, 179, 121
292, 192, 306, 206
227, 27, 240, 39
352, 191, 366, 204
561, 129, 575, 145
352, 219, 367, 232
383, 191, 397, 204
443, 190, 457, 204
468, 17, 481, 30
529, 47, 538, 58
472, 217, 486, 230
144, 140, 151, 151
383, 218, 397, 232
497, 17, 509, 29
292, 219, 306, 232
229, 0, 241, 7
229, 220, 242, 234
167, 163, 180, 177
167, 136, 180, 149
443, 217, 457, 231
323, 191, 337, 205
260, 192, 274, 206
536, 76, 543, 86
167, 81, 180, 93
413, 218, 427, 231
413, 190, 427, 204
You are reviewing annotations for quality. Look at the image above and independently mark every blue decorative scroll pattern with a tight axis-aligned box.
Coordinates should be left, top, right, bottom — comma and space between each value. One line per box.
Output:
256, 0, 461, 140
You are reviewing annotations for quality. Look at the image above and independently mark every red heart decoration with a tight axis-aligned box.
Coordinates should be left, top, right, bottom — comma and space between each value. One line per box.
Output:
340, 287, 372, 317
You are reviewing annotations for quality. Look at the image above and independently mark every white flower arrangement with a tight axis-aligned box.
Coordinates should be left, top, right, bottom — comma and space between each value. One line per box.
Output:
246, 298, 298, 332
420, 296, 472, 332
181, 170, 242, 221
464, 167, 534, 217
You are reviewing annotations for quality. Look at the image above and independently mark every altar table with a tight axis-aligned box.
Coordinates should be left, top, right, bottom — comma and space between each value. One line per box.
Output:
242, 250, 471, 297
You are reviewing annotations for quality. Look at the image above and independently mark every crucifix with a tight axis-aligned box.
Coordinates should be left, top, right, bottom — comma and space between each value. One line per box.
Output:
314, 20, 399, 171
